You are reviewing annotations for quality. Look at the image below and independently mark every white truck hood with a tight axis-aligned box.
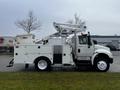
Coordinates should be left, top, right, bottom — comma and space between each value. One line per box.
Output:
94, 45, 113, 59
95, 45, 110, 51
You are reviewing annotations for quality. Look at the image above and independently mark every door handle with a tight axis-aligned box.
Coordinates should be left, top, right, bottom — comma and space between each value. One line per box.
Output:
78, 49, 80, 53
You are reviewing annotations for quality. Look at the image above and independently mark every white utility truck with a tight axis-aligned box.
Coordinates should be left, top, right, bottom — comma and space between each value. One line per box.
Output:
8, 22, 113, 72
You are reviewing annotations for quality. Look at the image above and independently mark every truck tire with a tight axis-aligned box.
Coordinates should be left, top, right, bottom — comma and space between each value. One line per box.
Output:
94, 58, 110, 72
35, 58, 51, 71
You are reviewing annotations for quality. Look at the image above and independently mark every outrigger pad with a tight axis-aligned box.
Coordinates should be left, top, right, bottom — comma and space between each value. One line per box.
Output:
6, 58, 14, 67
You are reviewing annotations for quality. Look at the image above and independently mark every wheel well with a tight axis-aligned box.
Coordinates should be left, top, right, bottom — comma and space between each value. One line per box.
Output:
94, 53, 110, 63
34, 56, 51, 64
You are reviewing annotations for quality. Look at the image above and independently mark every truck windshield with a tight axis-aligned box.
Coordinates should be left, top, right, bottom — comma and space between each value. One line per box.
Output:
78, 36, 88, 44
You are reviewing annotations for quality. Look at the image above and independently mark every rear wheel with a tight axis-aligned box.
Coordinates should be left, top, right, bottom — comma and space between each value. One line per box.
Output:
35, 58, 51, 71
94, 58, 110, 72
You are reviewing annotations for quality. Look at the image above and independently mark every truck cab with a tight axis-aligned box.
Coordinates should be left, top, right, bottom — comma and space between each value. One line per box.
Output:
72, 32, 113, 72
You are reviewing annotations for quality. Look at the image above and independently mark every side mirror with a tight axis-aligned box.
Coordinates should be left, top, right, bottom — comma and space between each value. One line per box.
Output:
88, 32, 91, 48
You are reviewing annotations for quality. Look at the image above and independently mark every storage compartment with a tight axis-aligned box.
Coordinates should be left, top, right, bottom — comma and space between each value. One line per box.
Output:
53, 45, 63, 64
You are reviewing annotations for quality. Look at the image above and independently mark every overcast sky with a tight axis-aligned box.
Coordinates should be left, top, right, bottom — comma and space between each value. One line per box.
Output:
0, 0, 120, 38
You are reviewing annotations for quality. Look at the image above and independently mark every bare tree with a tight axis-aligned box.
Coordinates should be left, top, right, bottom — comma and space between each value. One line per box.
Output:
66, 14, 86, 29
15, 11, 41, 34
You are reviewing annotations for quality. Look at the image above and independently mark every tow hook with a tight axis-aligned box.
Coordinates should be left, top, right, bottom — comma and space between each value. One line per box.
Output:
7, 58, 14, 67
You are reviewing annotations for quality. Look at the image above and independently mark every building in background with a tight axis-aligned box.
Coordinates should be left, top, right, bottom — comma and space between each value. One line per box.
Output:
0, 36, 14, 53
91, 35, 120, 51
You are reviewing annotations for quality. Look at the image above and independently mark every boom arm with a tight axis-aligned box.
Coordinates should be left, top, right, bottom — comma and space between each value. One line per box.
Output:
53, 22, 86, 37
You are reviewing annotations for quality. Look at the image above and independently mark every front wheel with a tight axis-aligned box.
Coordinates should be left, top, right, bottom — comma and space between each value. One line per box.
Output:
35, 58, 51, 71
94, 59, 110, 72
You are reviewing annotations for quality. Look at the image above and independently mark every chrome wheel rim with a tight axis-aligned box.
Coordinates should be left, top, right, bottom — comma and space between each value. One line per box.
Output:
97, 61, 107, 71
38, 60, 47, 70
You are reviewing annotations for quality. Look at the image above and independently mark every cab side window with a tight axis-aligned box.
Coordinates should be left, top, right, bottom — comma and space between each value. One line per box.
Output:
78, 36, 88, 44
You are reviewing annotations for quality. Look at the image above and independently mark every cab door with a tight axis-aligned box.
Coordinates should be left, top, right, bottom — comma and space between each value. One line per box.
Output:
76, 35, 94, 60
